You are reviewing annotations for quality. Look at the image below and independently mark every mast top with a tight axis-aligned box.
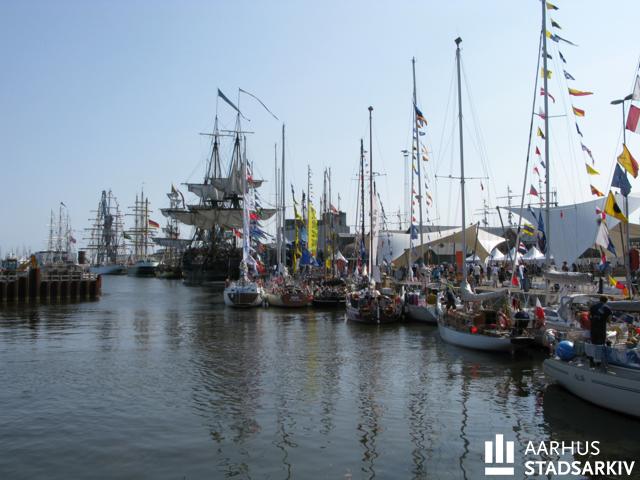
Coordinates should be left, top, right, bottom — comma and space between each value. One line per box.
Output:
455, 37, 462, 46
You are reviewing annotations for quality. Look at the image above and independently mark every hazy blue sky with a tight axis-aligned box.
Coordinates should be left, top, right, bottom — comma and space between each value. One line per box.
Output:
1, 0, 639, 253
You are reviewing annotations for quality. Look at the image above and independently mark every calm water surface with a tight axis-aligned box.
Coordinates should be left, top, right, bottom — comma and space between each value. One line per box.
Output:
1, 276, 639, 479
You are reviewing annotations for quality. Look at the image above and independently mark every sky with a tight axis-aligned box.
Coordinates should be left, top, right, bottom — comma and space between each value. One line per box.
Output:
1, 0, 639, 253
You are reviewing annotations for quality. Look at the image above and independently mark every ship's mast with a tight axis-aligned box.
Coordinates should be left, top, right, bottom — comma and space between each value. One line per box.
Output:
368, 106, 374, 277
281, 124, 286, 273
455, 38, 466, 268
360, 139, 366, 272
541, 0, 551, 265
412, 58, 425, 262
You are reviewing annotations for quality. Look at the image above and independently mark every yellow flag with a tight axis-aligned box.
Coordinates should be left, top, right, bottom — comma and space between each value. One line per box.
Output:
308, 203, 318, 256
617, 143, 639, 178
541, 68, 552, 79
537, 127, 545, 139
585, 163, 599, 175
604, 191, 627, 222
608, 275, 618, 288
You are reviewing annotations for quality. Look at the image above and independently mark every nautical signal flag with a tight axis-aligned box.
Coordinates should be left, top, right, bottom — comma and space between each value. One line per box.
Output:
546, 1, 559, 10
605, 191, 627, 222
541, 68, 552, 79
590, 185, 605, 197
625, 105, 640, 134
148, 219, 160, 228
540, 87, 556, 103
585, 164, 599, 175
612, 164, 632, 197
535, 146, 541, 156
576, 123, 583, 137
537, 127, 545, 139
634, 75, 640, 101
572, 106, 585, 117
551, 19, 561, 29
523, 223, 535, 235
415, 106, 427, 127
617, 144, 639, 178
568, 88, 593, 96
564, 71, 575, 81
533, 166, 540, 176
529, 185, 539, 196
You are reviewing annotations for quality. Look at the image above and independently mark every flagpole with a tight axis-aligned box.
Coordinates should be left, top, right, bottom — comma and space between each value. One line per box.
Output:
542, 0, 551, 266
281, 124, 286, 274
412, 58, 425, 265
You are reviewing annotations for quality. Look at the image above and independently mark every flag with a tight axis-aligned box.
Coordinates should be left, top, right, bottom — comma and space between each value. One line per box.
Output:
581, 143, 594, 163
217, 89, 244, 117
530, 185, 538, 196
480, 182, 484, 191
576, 123, 583, 137
69, 235, 76, 244
148, 219, 160, 228
518, 242, 527, 254
555, 35, 577, 46
535, 146, 541, 156
541, 68, 552, 79
415, 106, 427, 127
617, 144, 639, 178
232, 228, 242, 238
564, 71, 575, 80
537, 107, 546, 119
239, 88, 279, 120
612, 163, 632, 196
546, 2, 558, 10
537, 127, 545, 139
533, 166, 540, 176
171, 184, 178, 194
590, 185, 604, 197
540, 160, 546, 168
572, 106, 585, 117
604, 191, 627, 222
559, 51, 567, 63
330, 204, 338, 214
544, 53, 553, 60
634, 75, 640, 101
535, 297, 545, 320
585, 164, 599, 175
625, 104, 640, 134
568, 88, 593, 96
540, 87, 555, 103
551, 19, 561, 29
523, 223, 535, 235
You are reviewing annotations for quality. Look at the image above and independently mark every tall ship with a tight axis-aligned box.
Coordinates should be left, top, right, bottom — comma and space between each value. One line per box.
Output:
163, 100, 275, 288
126, 189, 159, 277
85, 190, 127, 275
153, 186, 190, 279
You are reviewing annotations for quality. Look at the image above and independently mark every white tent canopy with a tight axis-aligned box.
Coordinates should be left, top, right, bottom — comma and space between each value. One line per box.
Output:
506, 194, 640, 266
397, 224, 506, 265
507, 247, 523, 262
466, 254, 481, 263
523, 246, 545, 262
488, 248, 506, 261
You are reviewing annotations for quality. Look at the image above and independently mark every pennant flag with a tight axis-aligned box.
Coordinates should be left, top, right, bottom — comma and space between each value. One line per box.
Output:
533, 166, 540, 176
559, 51, 567, 63
546, 2, 558, 10
581, 143, 594, 163
523, 223, 535, 235
415, 106, 427, 127
419, 131, 426, 136
217, 89, 244, 117
537, 127, 545, 139
544, 53, 553, 60
540, 87, 556, 103
148, 219, 160, 228
617, 144, 639, 178
541, 160, 546, 168
612, 163, 632, 196
551, 19, 561, 29
564, 71, 575, 80
541, 68, 552, 79
537, 107, 546, 119
590, 185, 605, 197
123, 232, 132, 240
634, 75, 640, 101
555, 35, 577, 46
625, 104, 640, 134
568, 88, 593, 96
572, 106, 585, 117
604, 191, 627, 222
585, 164, 599, 175
535, 146, 541, 156
480, 182, 484, 191
549, 33, 560, 43
576, 123, 583, 137
530, 184, 539, 196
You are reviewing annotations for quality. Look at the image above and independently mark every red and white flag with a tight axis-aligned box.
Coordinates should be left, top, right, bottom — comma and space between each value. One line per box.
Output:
626, 104, 640, 134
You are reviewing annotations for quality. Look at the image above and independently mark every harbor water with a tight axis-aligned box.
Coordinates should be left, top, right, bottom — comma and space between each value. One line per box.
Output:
1, 276, 639, 479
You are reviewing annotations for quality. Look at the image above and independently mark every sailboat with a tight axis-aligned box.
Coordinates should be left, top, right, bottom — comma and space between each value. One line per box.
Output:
85, 190, 127, 275
346, 112, 403, 324
436, 38, 533, 351
163, 104, 275, 287
223, 121, 264, 308
126, 189, 159, 277
154, 186, 190, 279
403, 56, 441, 325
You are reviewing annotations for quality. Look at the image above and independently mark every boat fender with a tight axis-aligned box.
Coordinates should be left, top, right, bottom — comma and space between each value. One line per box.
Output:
556, 340, 575, 361
470, 325, 478, 334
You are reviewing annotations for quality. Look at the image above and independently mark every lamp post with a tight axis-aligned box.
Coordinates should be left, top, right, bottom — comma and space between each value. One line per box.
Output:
611, 93, 634, 297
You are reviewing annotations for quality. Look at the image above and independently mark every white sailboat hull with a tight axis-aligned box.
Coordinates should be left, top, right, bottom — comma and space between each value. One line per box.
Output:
543, 357, 640, 418
438, 321, 516, 352
223, 283, 263, 308
127, 260, 159, 277
90, 264, 126, 275
406, 304, 440, 324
